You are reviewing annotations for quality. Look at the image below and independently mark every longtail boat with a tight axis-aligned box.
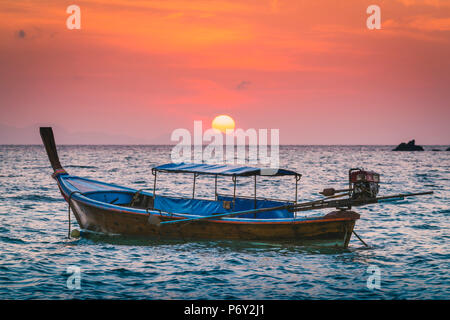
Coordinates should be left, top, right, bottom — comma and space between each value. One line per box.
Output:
40, 127, 433, 248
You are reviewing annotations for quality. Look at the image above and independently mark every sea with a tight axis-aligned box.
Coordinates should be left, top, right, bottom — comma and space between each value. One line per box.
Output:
0, 145, 448, 300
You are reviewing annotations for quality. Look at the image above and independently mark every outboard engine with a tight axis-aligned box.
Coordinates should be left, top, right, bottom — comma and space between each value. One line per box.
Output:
349, 168, 380, 200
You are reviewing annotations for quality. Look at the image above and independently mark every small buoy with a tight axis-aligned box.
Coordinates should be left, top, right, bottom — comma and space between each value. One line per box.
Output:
70, 229, 81, 238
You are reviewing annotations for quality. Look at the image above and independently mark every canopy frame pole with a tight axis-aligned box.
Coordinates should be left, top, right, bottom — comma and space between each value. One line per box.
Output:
193, 173, 198, 199
214, 175, 218, 200
152, 169, 157, 200
232, 175, 237, 210
254, 175, 257, 210
295, 174, 301, 203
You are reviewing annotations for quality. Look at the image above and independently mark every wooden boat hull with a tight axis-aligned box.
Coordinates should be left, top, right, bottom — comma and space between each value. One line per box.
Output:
67, 194, 358, 247
39, 127, 359, 248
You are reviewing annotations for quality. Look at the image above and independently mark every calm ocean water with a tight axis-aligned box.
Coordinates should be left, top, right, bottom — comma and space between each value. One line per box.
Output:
0, 145, 448, 299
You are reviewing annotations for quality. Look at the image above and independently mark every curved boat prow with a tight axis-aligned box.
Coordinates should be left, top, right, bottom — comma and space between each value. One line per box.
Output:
39, 127, 68, 177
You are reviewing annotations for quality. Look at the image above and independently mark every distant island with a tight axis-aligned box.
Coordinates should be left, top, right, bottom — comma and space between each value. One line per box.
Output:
393, 139, 424, 151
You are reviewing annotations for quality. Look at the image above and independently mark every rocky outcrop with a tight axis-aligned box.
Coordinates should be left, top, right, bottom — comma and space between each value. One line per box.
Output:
393, 140, 424, 151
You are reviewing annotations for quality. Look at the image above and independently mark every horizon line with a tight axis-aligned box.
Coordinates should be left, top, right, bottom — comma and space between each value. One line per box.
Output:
0, 143, 448, 147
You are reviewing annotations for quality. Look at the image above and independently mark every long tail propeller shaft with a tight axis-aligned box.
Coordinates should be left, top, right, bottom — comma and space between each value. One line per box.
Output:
289, 191, 433, 213
156, 191, 433, 226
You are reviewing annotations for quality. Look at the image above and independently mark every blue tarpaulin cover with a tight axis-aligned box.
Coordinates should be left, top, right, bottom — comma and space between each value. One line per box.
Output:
154, 196, 231, 216
153, 195, 293, 218
153, 162, 299, 177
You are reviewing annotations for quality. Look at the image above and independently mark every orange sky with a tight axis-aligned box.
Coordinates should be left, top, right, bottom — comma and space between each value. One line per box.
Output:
0, 0, 449, 144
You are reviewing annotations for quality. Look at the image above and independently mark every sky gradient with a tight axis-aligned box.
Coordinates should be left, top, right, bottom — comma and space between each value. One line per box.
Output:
1, 0, 449, 144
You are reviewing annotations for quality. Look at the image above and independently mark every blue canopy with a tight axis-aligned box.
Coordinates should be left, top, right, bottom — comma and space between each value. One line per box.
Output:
153, 162, 300, 177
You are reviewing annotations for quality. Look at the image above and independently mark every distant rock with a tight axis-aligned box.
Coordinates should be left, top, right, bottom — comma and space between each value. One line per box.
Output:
392, 140, 424, 151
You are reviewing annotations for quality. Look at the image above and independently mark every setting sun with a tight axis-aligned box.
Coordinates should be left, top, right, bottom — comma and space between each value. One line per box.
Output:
211, 115, 235, 133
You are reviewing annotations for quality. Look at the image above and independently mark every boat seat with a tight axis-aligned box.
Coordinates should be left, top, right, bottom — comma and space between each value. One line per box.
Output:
129, 192, 154, 209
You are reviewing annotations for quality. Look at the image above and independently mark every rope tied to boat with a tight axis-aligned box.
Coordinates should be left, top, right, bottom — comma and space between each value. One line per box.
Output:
352, 230, 368, 247
67, 191, 82, 238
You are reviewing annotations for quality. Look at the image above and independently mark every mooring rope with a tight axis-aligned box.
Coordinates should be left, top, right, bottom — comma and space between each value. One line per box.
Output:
67, 191, 82, 238
352, 230, 369, 247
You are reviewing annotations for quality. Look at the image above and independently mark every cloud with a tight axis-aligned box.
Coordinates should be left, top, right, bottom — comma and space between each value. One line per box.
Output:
409, 17, 450, 31
16, 29, 26, 39
396, 0, 450, 7
384, 17, 450, 32
236, 80, 251, 90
